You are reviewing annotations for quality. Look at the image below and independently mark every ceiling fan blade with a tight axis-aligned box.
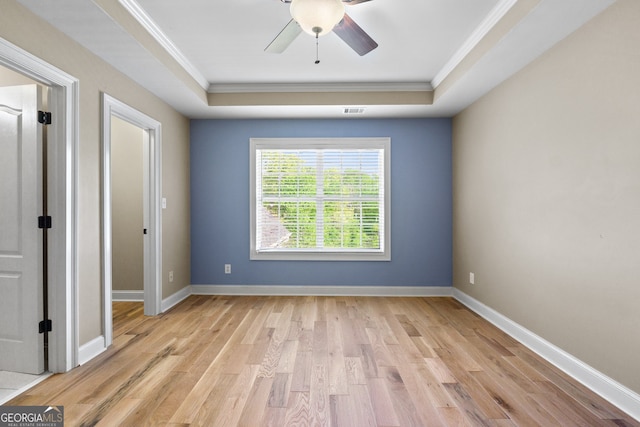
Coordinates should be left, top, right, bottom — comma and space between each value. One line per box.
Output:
333, 13, 378, 56
265, 19, 302, 53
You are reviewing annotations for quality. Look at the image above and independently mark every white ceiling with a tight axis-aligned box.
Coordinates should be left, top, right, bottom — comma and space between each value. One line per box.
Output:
137, 0, 497, 85
17, 0, 614, 119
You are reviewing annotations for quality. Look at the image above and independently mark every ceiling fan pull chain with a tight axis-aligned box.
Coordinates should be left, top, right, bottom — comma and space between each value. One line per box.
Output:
315, 32, 320, 64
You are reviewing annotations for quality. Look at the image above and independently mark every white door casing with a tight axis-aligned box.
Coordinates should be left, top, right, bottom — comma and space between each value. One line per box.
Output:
0, 36, 79, 373
0, 84, 44, 374
102, 93, 162, 347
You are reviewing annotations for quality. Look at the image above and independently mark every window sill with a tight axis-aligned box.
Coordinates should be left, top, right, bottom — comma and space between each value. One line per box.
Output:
250, 250, 391, 262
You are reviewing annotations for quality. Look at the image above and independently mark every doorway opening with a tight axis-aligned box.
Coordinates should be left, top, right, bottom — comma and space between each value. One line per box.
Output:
0, 37, 79, 402
111, 117, 146, 302
102, 93, 162, 347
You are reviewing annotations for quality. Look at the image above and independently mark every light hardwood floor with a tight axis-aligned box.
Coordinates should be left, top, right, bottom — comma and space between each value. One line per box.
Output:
8, 296, 638, 426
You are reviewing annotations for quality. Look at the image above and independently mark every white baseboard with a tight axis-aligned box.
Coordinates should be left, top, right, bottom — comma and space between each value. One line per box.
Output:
453, 288, 640, 422
161, 285, 192, 312
78, 335, 107, 365
112, 290, 144, 301
191, 284, 454, 297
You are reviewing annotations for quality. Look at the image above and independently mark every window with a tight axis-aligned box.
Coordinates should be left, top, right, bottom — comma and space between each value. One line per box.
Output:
250, 137, 390, 261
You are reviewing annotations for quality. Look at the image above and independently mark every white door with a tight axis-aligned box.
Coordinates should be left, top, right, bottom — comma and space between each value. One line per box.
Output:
0, 84, 45, 374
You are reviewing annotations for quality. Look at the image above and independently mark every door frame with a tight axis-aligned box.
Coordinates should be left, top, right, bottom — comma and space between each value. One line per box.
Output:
0, 38, 79, 373
101, 93, 162, 346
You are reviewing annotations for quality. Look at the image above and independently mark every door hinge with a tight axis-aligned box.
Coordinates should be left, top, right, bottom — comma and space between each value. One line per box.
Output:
38, 216, 52, 229
38, 110, 52, 125
39, 319, 52, 333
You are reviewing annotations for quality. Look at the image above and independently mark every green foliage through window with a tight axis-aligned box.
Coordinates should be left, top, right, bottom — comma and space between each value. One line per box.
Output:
257, 148, 383, 251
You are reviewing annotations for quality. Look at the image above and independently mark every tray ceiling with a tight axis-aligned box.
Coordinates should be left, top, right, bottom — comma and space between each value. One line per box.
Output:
16, 0, 614, 118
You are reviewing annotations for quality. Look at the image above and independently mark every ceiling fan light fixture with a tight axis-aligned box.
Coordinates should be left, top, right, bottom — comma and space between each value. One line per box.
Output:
290, 0, 345, 36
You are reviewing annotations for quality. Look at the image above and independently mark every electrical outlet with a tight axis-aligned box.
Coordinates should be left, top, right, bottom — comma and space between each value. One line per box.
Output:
169, 271, 174, 282
469, 272, 475, 285
224, 264, 231, 274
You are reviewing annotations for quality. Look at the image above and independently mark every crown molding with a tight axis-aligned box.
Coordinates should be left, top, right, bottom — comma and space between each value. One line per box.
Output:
208, 82, 433, 94
432, 0, 518, 88
118, 0, 209, 90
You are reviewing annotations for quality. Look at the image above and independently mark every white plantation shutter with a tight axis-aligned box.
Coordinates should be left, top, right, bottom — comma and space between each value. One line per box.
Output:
250, 138, 391, 261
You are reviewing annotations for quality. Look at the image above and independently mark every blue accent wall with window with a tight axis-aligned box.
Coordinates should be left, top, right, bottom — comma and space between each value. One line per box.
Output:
190, 118, 452, 288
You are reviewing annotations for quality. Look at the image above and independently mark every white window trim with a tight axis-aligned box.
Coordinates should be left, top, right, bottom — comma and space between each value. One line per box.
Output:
250, 137, 391, 261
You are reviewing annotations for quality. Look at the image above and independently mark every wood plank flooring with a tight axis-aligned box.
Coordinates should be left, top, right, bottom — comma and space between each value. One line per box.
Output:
8, 296, 638, 426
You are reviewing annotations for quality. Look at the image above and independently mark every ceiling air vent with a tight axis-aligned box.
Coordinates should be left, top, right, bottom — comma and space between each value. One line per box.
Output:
343, 107, 365, 115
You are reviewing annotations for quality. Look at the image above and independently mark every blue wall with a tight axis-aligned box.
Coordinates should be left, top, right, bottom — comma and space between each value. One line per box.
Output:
190, 118, 452, 288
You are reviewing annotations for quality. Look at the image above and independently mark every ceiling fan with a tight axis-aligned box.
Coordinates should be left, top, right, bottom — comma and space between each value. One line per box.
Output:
265, 0, 378, 58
